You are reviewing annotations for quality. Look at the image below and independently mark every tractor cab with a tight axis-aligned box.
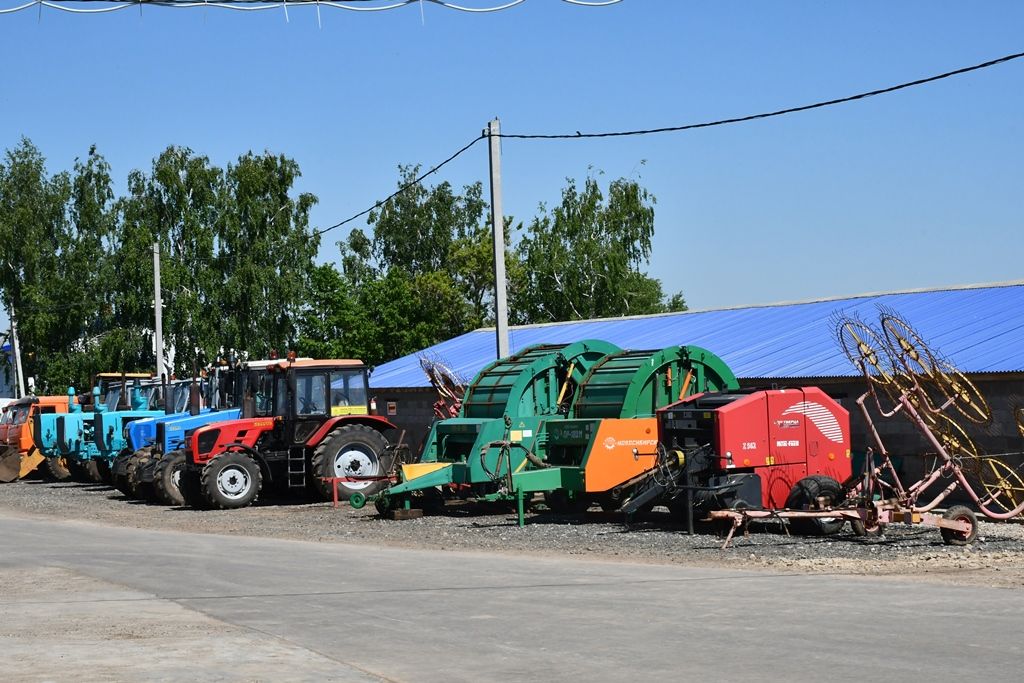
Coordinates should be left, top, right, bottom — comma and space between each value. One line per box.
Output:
265, 359, 370, 447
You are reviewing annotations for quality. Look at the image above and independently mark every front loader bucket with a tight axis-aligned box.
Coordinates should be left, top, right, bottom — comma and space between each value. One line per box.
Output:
0, 447, 22, 482
19, 450, 46, 479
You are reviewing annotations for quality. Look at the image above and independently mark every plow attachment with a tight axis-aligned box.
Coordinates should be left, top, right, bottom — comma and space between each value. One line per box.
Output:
0, 446, 23, 482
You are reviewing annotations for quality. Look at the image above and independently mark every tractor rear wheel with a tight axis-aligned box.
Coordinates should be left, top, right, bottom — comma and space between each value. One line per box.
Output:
200, 451, 263, 510
785, 475, 845, 536
310, 425, 391, 501
153, 450, 187, 506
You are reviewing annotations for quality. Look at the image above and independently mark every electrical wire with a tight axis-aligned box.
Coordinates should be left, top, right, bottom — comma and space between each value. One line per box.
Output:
497, 50, 1024, 139
0, 0, 622, 15
314, 133, 484, 236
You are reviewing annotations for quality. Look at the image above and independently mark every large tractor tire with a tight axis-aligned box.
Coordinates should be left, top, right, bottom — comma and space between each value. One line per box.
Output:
68, 458, 105, 484
113, 448, 145, 495
200, 451, 263, 510
152, 450, 187, 506
310, 425, 391, 501
43, 456, 73, 482
127, 450, 156, 500
785, 475, 845, 536
179, 466, 210, 510
119, 449, 151, 499
95, 459, 113, 485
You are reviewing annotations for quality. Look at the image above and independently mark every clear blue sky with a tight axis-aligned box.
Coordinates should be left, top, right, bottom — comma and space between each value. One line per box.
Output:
1, 1, 1021, 316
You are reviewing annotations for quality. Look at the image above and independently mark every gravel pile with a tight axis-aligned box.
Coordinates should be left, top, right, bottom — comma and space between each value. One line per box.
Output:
4, 478, 1024, 588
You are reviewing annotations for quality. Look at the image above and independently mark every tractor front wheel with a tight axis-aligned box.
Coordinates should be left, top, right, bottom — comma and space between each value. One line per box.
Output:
43, 456, 72, 482
310, 425, 391, 501
153, 450, 187, 506
200, 451, 263, 510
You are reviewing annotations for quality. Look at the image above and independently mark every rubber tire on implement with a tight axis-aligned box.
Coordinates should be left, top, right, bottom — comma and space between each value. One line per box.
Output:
940, 505, 979, 546
543, 489, 590, 514
152, 450, 187, 506
200, 451, 263, 510
310, 425, 391, 501
43, 456, 73, 482
785, 475, 845, 536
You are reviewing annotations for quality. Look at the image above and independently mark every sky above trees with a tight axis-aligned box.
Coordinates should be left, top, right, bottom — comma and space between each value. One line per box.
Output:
0, 2, 1021, 322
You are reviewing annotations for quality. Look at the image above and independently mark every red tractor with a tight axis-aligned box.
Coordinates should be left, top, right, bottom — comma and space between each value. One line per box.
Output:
623, 387, 855, 535
180, 359, 397, 509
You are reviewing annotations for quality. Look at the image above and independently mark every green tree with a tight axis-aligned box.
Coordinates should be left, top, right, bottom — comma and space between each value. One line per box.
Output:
514, 173, 685, 322
216, 151, 319, 358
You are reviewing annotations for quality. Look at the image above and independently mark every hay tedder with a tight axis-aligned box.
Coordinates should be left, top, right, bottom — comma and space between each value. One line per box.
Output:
630, 311, 1024, 547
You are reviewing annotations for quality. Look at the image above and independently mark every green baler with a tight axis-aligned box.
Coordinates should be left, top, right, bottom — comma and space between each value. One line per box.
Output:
363, 340, 620, 514
509, 345, 738, 524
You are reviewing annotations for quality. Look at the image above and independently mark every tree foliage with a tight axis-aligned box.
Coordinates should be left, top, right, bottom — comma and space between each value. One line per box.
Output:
0, 139, 686, 391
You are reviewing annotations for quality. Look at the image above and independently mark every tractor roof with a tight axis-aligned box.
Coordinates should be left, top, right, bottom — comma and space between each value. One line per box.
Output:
270, 359, 366, 372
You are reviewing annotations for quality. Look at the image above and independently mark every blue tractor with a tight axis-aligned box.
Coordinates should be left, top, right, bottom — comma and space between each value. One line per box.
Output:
54, 375, 158, 483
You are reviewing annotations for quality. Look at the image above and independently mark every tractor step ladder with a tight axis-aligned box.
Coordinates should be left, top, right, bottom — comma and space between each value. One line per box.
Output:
286, 446, 307, 488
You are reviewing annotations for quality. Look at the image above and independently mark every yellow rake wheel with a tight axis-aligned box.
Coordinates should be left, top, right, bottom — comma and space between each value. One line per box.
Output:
931, 412, 982, 474
931, 365, 992, 425
838, 320, 897, 388
881, 316, 939, 378
882, 372, 939, 426
978, 458, 1024, 514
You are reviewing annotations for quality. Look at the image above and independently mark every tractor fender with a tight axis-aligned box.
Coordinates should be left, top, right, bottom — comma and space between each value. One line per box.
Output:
305, 415, 398, 448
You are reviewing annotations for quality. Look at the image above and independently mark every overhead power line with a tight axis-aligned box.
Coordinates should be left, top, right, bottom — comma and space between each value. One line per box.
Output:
317, 49, 1023, 237
0, 0, 622, 16
498, 50, 1024, 139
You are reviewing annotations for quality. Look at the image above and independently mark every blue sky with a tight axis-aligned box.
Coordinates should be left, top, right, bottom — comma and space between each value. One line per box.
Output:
1, 0, 1021, 315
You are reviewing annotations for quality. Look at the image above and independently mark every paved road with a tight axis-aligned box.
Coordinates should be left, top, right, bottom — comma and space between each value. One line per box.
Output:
1, 513, 1021, 682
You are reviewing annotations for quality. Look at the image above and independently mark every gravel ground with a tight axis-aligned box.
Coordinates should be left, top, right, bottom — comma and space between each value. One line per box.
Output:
4, 478, 1024, 589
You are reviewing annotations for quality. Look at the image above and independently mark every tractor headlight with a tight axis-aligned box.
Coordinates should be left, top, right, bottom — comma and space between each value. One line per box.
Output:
196, 429, 220, 456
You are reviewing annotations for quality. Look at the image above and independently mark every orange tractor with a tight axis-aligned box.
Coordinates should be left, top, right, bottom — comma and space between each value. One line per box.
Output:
0, 394, 78, 482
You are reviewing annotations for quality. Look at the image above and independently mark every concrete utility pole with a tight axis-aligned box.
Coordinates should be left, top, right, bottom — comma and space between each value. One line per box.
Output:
153, 242, 165, 380
10, 308, 25, 398
487, 118, 510, 359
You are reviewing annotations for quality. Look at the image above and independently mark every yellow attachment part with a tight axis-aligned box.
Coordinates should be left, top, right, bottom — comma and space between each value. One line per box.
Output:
19, 451, 45, 479
678, 369, 694, 401
556, 361, 577, 407
402, 462, 452, 481
331, 405, 369, 416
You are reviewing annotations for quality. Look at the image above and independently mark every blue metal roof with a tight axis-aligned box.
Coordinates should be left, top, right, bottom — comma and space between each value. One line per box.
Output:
370, 282, 1024, 389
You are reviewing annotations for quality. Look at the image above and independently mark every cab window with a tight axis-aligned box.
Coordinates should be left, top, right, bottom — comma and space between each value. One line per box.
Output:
330, 370, 368, 416
274, 375, 289, 417
296, 374, 328, 416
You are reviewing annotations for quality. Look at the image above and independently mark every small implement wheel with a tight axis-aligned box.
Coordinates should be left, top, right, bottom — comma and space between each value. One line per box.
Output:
543, 489, 590, 514
153, 450, 187, 506
785, 475, 845, 536
200, 451, 263, 510
310, 425, 391, 501
940, 505, 978, 546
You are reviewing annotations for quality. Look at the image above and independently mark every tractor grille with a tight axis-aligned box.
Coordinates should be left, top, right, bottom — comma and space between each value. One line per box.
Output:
56, 419, 67, 450
196, 429, 220, 456
93, 414, 107, 449
155, 422, 166, 452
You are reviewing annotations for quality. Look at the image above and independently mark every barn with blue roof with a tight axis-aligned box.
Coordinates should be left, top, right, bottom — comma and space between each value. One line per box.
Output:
370, 280, 1024, 454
